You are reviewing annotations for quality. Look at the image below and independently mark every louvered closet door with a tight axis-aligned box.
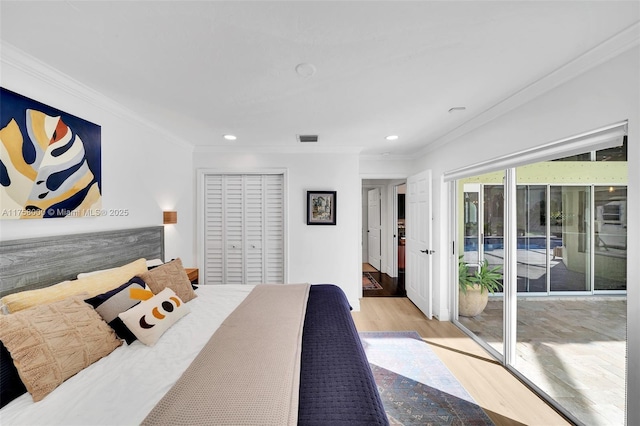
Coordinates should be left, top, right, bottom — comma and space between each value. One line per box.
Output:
204, 174, 284, 284
204, 176, 224, 283
244, 175, 264, 283
264, 174, 284, 283
224, 175, 244, 283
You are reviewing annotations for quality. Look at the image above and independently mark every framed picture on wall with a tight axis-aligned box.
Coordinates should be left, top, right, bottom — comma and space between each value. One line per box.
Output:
307, 191, 336, 225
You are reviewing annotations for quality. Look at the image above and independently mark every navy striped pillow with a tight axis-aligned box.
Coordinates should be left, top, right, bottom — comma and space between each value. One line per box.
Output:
85, 277, 146, 344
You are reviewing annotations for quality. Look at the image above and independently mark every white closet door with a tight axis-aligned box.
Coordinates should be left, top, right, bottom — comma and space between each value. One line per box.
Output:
264, 174, 284, 283
204, 175, 224, 283
203, 174, 284, 285
244, 175, 264, 283
224, 175, 244, 283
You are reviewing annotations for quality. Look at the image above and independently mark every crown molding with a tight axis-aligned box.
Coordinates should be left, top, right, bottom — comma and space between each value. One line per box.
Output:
359, 173, 409, 180
0, 41, 194, 151
359, 153, 415, 162
192, 144, 363, 155
416, 21, 640, 158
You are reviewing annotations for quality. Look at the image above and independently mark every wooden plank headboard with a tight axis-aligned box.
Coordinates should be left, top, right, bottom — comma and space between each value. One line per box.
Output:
0, 227, 164, 297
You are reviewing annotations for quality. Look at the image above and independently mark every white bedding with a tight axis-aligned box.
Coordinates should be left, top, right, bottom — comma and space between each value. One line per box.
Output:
0, 285, 255, 426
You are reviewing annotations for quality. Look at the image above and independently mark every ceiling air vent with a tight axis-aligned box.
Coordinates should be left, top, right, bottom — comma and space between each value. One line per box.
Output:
297, 134, 318, 143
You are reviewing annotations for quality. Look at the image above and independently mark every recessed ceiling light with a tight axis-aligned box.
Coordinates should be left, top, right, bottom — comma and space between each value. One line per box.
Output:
448, 106, 466, 113
223, 134, 237, 141
385, 135, 399, 141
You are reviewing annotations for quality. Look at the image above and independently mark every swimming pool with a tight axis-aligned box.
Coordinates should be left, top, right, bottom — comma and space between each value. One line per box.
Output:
464, 236, 563, 252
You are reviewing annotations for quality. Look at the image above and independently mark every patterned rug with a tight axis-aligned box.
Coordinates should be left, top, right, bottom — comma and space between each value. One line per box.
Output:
359, 331, 495, 425
363, 272, 383, 290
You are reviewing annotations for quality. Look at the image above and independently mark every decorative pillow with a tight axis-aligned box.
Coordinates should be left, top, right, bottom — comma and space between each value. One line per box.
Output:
138, 258, 197, 303
77, 259, 163, 279
77, 267, 117, 279
146, 259, 164, 268
0, 295, 122, 402
0, 341, 27, 408
84, 277, 147, 344
118, 288, 190, 346
1, 258, 148, 313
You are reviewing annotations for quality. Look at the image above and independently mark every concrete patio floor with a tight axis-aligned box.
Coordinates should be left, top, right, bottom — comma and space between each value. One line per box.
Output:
459, 297, 627, 426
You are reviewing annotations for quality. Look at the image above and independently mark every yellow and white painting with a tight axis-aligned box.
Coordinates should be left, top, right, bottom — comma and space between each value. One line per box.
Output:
0, 87, 101, 219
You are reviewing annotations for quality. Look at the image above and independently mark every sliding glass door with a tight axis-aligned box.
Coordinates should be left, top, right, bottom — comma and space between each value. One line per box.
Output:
460, 178, 505, 358
516, 185, 547, 293
594, 186, 627, 291
548, 185, 591, 292
453, 134, 628, 425
504, 182, 626, 295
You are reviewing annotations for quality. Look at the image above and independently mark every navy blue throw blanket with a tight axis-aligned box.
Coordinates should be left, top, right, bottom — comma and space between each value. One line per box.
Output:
298, 285, 389, 426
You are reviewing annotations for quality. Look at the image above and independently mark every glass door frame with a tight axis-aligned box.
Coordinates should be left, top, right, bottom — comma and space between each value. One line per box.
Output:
461, 183, 483, 268
452, 172, 587, 423
452, 179, 506, 364
447, 121, 629, 425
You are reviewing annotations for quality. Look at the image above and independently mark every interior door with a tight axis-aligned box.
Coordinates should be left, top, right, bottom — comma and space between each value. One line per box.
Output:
406, 170, 433, 318
367, 188, 382, 271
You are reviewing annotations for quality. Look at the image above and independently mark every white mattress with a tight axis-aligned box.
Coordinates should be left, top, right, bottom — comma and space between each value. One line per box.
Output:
0, 285, 255, 426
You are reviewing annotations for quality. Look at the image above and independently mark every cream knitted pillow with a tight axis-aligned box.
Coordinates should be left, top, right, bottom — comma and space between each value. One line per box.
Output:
0, 295, 122, 402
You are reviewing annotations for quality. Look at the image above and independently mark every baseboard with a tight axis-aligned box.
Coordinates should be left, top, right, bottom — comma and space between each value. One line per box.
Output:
434, 308, 451, 321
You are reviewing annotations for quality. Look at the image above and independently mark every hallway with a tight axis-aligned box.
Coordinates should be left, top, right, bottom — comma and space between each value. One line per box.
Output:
362, 263, 406, 297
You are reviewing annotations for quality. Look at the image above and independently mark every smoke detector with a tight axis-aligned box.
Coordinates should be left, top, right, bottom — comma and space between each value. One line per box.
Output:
295, 63, 317, 78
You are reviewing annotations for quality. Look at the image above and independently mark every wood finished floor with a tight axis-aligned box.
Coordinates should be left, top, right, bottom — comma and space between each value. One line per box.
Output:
362, 264, 406, 297
352, 297, 571, 426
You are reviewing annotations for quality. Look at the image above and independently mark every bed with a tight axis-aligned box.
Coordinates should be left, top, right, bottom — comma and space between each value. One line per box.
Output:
0, 227, 388, 425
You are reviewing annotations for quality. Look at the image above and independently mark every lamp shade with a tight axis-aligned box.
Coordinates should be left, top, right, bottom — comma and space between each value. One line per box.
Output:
163, 211, 177, 224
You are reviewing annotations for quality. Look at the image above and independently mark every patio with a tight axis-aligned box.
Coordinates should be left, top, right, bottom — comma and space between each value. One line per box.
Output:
459, 296, 627, 425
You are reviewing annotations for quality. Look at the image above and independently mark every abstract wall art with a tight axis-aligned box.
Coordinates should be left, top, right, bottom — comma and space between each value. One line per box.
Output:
0, 87, 102, 219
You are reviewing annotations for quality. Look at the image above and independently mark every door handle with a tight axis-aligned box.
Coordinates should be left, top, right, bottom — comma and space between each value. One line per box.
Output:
420, 249, 435, 254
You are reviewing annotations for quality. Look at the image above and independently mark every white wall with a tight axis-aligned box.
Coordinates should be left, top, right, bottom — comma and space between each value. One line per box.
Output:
413, 47, 639, 424
360, 155, 411, 179
193, 151, 362, 309
0, 45, 195, 266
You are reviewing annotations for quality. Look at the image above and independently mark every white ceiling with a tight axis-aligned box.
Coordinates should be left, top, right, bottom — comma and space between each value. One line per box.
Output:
1, 1, 638, 156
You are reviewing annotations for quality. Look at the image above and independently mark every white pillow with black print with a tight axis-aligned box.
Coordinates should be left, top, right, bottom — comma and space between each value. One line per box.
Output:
118, 288, 190, 346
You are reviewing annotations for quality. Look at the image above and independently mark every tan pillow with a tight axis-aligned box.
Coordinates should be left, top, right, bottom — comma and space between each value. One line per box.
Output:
0, 295, 122, 402
139, 258, 197, 302
1, 258, 148, 313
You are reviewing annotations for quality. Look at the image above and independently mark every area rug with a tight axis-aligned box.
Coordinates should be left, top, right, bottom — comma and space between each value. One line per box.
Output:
363, 272, 383, 290
359, 331, 494, 425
